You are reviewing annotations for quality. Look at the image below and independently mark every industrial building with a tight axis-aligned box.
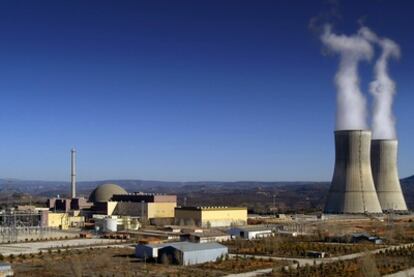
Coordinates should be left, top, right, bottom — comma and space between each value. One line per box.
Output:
47, 149, 91, 212
93, 215, 141, 232
88, 185, 177, 222
324, 130, 383, 214
371, 139, 408, 211
158, 242, 228, 265
136, 241, 228, 265
42, 211, 85, 230
136, 242, 171, 259
180, 231, 231, 243
174, 206, 247, 227
229, 225, 273, 239
48, 197, 92, 212
45, 212, 69, 229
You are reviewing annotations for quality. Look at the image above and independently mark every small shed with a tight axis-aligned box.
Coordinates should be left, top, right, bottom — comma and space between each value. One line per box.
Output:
305, 250, 326, 258
0, 262, 13, 277
352, 233, 383, 244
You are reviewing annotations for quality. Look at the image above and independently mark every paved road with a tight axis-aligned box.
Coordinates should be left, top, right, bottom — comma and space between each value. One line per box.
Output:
384, 267, 414, 277
224, 268, 273, 277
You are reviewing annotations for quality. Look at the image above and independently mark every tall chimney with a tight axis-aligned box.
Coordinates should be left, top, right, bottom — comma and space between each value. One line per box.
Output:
71, 148, 76, 199
324, 130, 382, 214
371, 139, 407, 211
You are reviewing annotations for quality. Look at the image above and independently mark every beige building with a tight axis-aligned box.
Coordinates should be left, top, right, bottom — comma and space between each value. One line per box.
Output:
88, 184, 177, 222
47, 212, 69, 230
46, 212, 85, 229
106, 201, 176, 220
174, 206, 247, 227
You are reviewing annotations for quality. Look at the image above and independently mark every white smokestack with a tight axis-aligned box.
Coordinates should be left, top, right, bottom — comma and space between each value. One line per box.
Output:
321, 25, 373, 130
71, 148, 76, 198
359, 27, 400, 140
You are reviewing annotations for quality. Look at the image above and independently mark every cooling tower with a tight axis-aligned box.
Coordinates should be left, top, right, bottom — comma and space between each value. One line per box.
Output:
324, 130, 382, 214
371, 139, 407, 211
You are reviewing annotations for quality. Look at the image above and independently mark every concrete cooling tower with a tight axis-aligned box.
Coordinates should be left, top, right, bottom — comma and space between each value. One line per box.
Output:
324, 130, 382, 214
371, 139, 407, 212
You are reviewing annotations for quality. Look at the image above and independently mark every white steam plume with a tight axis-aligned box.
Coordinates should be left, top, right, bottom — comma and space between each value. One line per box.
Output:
359, 27, 400, 139
321, 25, 373, 130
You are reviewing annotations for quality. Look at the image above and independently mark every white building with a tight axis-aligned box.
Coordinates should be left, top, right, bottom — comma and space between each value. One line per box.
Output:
229, 225, 273, 239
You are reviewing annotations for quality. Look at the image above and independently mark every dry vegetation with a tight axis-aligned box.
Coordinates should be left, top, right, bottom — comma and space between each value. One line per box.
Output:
10, 247, 286, 277
197, 255, 288, 273
268, 245, 414, 277
224, 236, 379, 258
10, 248, 217, 277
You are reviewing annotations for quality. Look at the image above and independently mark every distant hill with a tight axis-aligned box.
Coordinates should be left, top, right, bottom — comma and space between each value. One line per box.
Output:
0, 178, 326, 197
400, 176, 414, 209
0, 177, 412, 212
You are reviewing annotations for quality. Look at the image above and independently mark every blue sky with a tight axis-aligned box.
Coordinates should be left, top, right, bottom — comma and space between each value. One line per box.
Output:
0, 0, 413, 181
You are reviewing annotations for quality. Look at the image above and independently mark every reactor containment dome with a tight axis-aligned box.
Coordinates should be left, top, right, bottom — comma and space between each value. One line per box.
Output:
89, 183, 127, 203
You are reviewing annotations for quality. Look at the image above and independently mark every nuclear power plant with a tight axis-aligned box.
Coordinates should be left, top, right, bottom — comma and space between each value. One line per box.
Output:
324, 130, 383, 214
371, 139, 408, 211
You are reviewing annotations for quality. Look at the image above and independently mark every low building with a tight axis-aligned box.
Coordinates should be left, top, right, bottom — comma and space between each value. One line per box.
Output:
93, 215, 141, 232
112, 193, 176, 203
136, 242, 170, 259
157, 242, 228, 265
229, 225, 273, 239
47, 197, 91, 212
180, 231, 231, 243
46, 212, 69, 229
88, 187, 177, 222
68, 215, 85, 228
305, 251, 326, 258
0, 262, 13, 277
352, 233, 383, 244
110, 201, 176, 220
276, 230, 299, 237
174, 206, 247, 227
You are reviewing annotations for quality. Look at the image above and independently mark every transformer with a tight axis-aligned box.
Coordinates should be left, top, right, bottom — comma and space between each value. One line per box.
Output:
324, 130, 382, 214
371, 139, 407, 211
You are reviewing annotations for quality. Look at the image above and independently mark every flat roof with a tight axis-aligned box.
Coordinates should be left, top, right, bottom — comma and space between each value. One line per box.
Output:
190, 232, 230, 238
137, 241, 227, 252
161, 242, 227, 252
175, 206, 247, 211
232, 225, 273, 232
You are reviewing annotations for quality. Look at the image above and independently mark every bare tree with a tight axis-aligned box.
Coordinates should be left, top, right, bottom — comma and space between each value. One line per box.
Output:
359, 253, 380, 277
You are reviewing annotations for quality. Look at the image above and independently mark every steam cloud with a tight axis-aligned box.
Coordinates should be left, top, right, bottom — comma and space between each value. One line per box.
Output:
321, 25, 373, 130
359, 27, 400, 139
